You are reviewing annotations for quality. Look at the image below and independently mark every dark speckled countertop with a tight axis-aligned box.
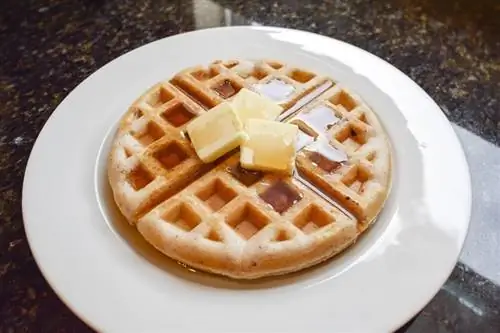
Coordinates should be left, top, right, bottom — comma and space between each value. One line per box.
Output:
1, 0, 499, 332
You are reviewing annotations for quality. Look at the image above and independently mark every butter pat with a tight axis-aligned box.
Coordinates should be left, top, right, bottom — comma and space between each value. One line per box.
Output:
230, 88, 283, 123
240, 119, 298, 174
186, 102, 247, 163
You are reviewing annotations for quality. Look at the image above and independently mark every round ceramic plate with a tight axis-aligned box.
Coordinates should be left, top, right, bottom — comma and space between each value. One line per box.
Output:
22, 26, 471, 332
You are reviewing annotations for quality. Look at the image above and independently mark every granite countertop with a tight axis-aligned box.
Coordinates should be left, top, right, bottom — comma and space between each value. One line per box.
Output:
1, 0, 499, 332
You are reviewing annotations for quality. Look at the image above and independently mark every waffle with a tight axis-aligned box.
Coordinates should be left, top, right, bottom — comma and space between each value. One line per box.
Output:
170, 59, 333, 116
107, 59, 392, 279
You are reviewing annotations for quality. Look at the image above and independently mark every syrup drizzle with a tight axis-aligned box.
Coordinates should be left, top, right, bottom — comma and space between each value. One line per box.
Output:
295, 105, 340, 137
292, 129, 352, 219
287, 90, 353, 219
295, 130, 315, 151
259, 180, 303, 214
279, 80, 334, 121
294, 172, 354, 220
304, 137, 348, 164
226, 164, 263, 187
213, 80, 239, 98
252, 79, 296, 103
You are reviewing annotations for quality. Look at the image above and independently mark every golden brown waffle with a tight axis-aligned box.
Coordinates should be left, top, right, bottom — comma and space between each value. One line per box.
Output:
108, 81, 207, 223
289, 84, 392, 230
107, 59, 392, 279
138, 154, 358, 278
170, 59, 333, 115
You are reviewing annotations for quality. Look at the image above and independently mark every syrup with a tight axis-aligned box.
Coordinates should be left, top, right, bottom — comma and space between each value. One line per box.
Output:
153, 142, 188, 170
295, 105, 340, 137
293, 172, 354, 220
279, 80, 334, 120
259, 180, 303, 214
308, 152, 341, 172
213, 79, 239, 99
295, 130, 315, 152
252, 79, 296, 103
226, 163, 263, 187
162, 103, 195, 127
306, 137, 347, 162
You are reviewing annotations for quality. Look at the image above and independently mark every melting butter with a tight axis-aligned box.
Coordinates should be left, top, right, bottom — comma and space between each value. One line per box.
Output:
240, 119, 298, 174
186, 102, 246, 163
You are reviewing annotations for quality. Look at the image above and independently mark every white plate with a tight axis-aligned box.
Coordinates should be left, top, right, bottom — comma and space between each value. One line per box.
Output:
22, 26, 471, 332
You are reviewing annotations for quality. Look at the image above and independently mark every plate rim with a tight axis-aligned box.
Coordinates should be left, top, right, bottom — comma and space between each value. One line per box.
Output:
22, 25, 472, 332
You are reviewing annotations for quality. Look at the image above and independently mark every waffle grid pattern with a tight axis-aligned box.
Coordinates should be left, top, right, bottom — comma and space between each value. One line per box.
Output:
107, 59, 391, 279
290, 84, 391, 228
171, 59, 332, 113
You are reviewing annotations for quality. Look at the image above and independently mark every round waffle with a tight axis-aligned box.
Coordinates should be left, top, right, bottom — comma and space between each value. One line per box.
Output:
107, 59, 392, 279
